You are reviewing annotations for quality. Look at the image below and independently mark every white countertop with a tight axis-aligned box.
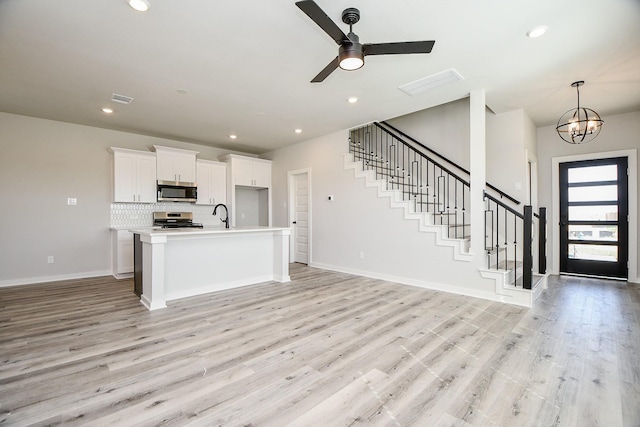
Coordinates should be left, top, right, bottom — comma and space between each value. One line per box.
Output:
129, 225, 290, 236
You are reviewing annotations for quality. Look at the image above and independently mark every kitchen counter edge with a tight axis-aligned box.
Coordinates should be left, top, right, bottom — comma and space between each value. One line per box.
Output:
128, 226, 291, 236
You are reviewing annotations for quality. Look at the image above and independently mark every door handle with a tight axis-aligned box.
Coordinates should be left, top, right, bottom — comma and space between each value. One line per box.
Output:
292, 221, 297, 224
560, 215, 568, 227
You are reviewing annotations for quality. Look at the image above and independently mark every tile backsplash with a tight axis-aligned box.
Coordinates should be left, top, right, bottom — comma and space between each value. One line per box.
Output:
110, 202, 223, 228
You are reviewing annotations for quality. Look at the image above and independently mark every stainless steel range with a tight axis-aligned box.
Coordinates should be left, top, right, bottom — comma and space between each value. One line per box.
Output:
153, 212, 203, 229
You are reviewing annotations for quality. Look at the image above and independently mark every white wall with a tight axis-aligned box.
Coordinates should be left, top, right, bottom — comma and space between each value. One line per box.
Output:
386, 98, 470, 170
0, 112, 250, 285
486, 109, 536, 206
386, 98, 532, 208
537, 110, 639, 283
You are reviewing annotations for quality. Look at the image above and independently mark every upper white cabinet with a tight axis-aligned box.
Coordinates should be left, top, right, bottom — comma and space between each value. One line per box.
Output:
154, 145, 198, 183
111, 147, 157, 203
196, 160, 227, 206
221, 154, 272, 227
229, 156, 272, 188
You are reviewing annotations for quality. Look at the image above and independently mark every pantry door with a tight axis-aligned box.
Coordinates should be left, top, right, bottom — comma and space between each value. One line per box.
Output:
288, 169, 311, 264
559, 157, 628, 278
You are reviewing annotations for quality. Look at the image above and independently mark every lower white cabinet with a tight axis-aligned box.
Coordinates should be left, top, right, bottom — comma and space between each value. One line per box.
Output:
112, 229, 134, 278
196, 160, 227, 205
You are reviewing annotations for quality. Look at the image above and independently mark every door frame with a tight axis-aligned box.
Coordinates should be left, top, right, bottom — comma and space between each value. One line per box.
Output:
551, 149, 638, 282
287, 168, 312, 264
558, 156, 628, 278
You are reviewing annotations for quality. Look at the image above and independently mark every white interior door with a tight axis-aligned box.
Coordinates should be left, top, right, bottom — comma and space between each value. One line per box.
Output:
289, 170, 310, 264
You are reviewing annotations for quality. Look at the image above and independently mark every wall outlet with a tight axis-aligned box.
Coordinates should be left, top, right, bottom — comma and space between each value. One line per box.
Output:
328, 195, 334, 201
67, 198, 77, 206
47, 256, 54, 264
359, 251, 364, 260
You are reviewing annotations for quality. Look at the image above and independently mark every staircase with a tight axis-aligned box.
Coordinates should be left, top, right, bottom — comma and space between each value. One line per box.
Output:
346, 122, 547, 307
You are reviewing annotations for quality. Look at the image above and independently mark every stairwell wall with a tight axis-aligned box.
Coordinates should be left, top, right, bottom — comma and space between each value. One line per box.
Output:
384, 99, 536, 211
266, 130, 500, 302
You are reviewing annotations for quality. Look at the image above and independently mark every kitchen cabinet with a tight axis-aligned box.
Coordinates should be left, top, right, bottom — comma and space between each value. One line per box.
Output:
111, 147, 157, 203
154, 145, 198, 183
196, 159, 227, 205
112, 229, 134, 279
220, 154, 272, 227
233, 157, 271, 188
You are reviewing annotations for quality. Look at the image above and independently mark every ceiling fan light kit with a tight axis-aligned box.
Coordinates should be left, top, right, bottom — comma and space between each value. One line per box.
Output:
295, 1, 435, 82
338, 43, 364, 70
555, 81, 604, 144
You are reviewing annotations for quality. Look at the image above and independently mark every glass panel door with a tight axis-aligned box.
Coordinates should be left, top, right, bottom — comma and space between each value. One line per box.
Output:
559, 157, 628, 278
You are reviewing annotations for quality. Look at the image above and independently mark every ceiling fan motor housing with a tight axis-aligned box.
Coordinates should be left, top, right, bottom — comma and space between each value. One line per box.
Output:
341, 8, 360, 25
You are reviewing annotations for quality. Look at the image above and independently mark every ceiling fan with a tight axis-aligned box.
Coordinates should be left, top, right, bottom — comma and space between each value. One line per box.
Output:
295, 0, 435, 83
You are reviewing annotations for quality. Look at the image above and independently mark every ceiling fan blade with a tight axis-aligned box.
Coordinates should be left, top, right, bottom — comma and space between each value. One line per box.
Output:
296, 0, 349, 45
311, 57, 339, 83
364, 41, 435, 56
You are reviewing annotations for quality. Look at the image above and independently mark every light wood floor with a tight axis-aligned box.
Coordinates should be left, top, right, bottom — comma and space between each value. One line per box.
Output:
1, 265, 639, 426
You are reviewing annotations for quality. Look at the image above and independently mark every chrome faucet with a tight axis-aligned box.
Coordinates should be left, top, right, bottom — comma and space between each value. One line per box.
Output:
213, 203, 229, 228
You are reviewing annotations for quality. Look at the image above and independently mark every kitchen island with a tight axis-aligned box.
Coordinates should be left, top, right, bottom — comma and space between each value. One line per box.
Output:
131, 226, 291, 310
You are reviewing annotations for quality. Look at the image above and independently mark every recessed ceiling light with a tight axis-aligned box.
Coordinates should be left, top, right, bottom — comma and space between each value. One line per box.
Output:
526, 25, 548, 38
347, 97, 358, 104
102, 107, 113, 114
127, 0, 150, 12
229, 134, 237, 140
294, 129, 302, 134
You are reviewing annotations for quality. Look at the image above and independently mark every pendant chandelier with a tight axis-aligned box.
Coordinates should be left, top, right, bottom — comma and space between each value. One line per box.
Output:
555, 81, 604, 144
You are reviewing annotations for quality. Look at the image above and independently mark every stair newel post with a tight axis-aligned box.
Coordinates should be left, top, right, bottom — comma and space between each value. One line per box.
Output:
523, 205, 533, 290
538, 207, 547, 274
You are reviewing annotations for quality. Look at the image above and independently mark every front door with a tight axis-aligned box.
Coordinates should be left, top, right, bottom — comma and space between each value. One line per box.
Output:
559, 157, 628, 278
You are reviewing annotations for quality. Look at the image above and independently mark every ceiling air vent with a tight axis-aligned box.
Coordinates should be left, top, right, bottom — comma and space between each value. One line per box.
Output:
111, 93, 134, 105
399, 68, 464, 96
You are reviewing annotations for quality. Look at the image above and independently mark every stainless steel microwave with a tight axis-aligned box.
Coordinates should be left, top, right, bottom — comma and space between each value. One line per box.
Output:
157, 180, 197, 202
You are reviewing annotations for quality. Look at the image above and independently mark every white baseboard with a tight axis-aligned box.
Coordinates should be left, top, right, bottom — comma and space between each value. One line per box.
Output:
309, 261, 520, 306
0, 270, 112, 288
